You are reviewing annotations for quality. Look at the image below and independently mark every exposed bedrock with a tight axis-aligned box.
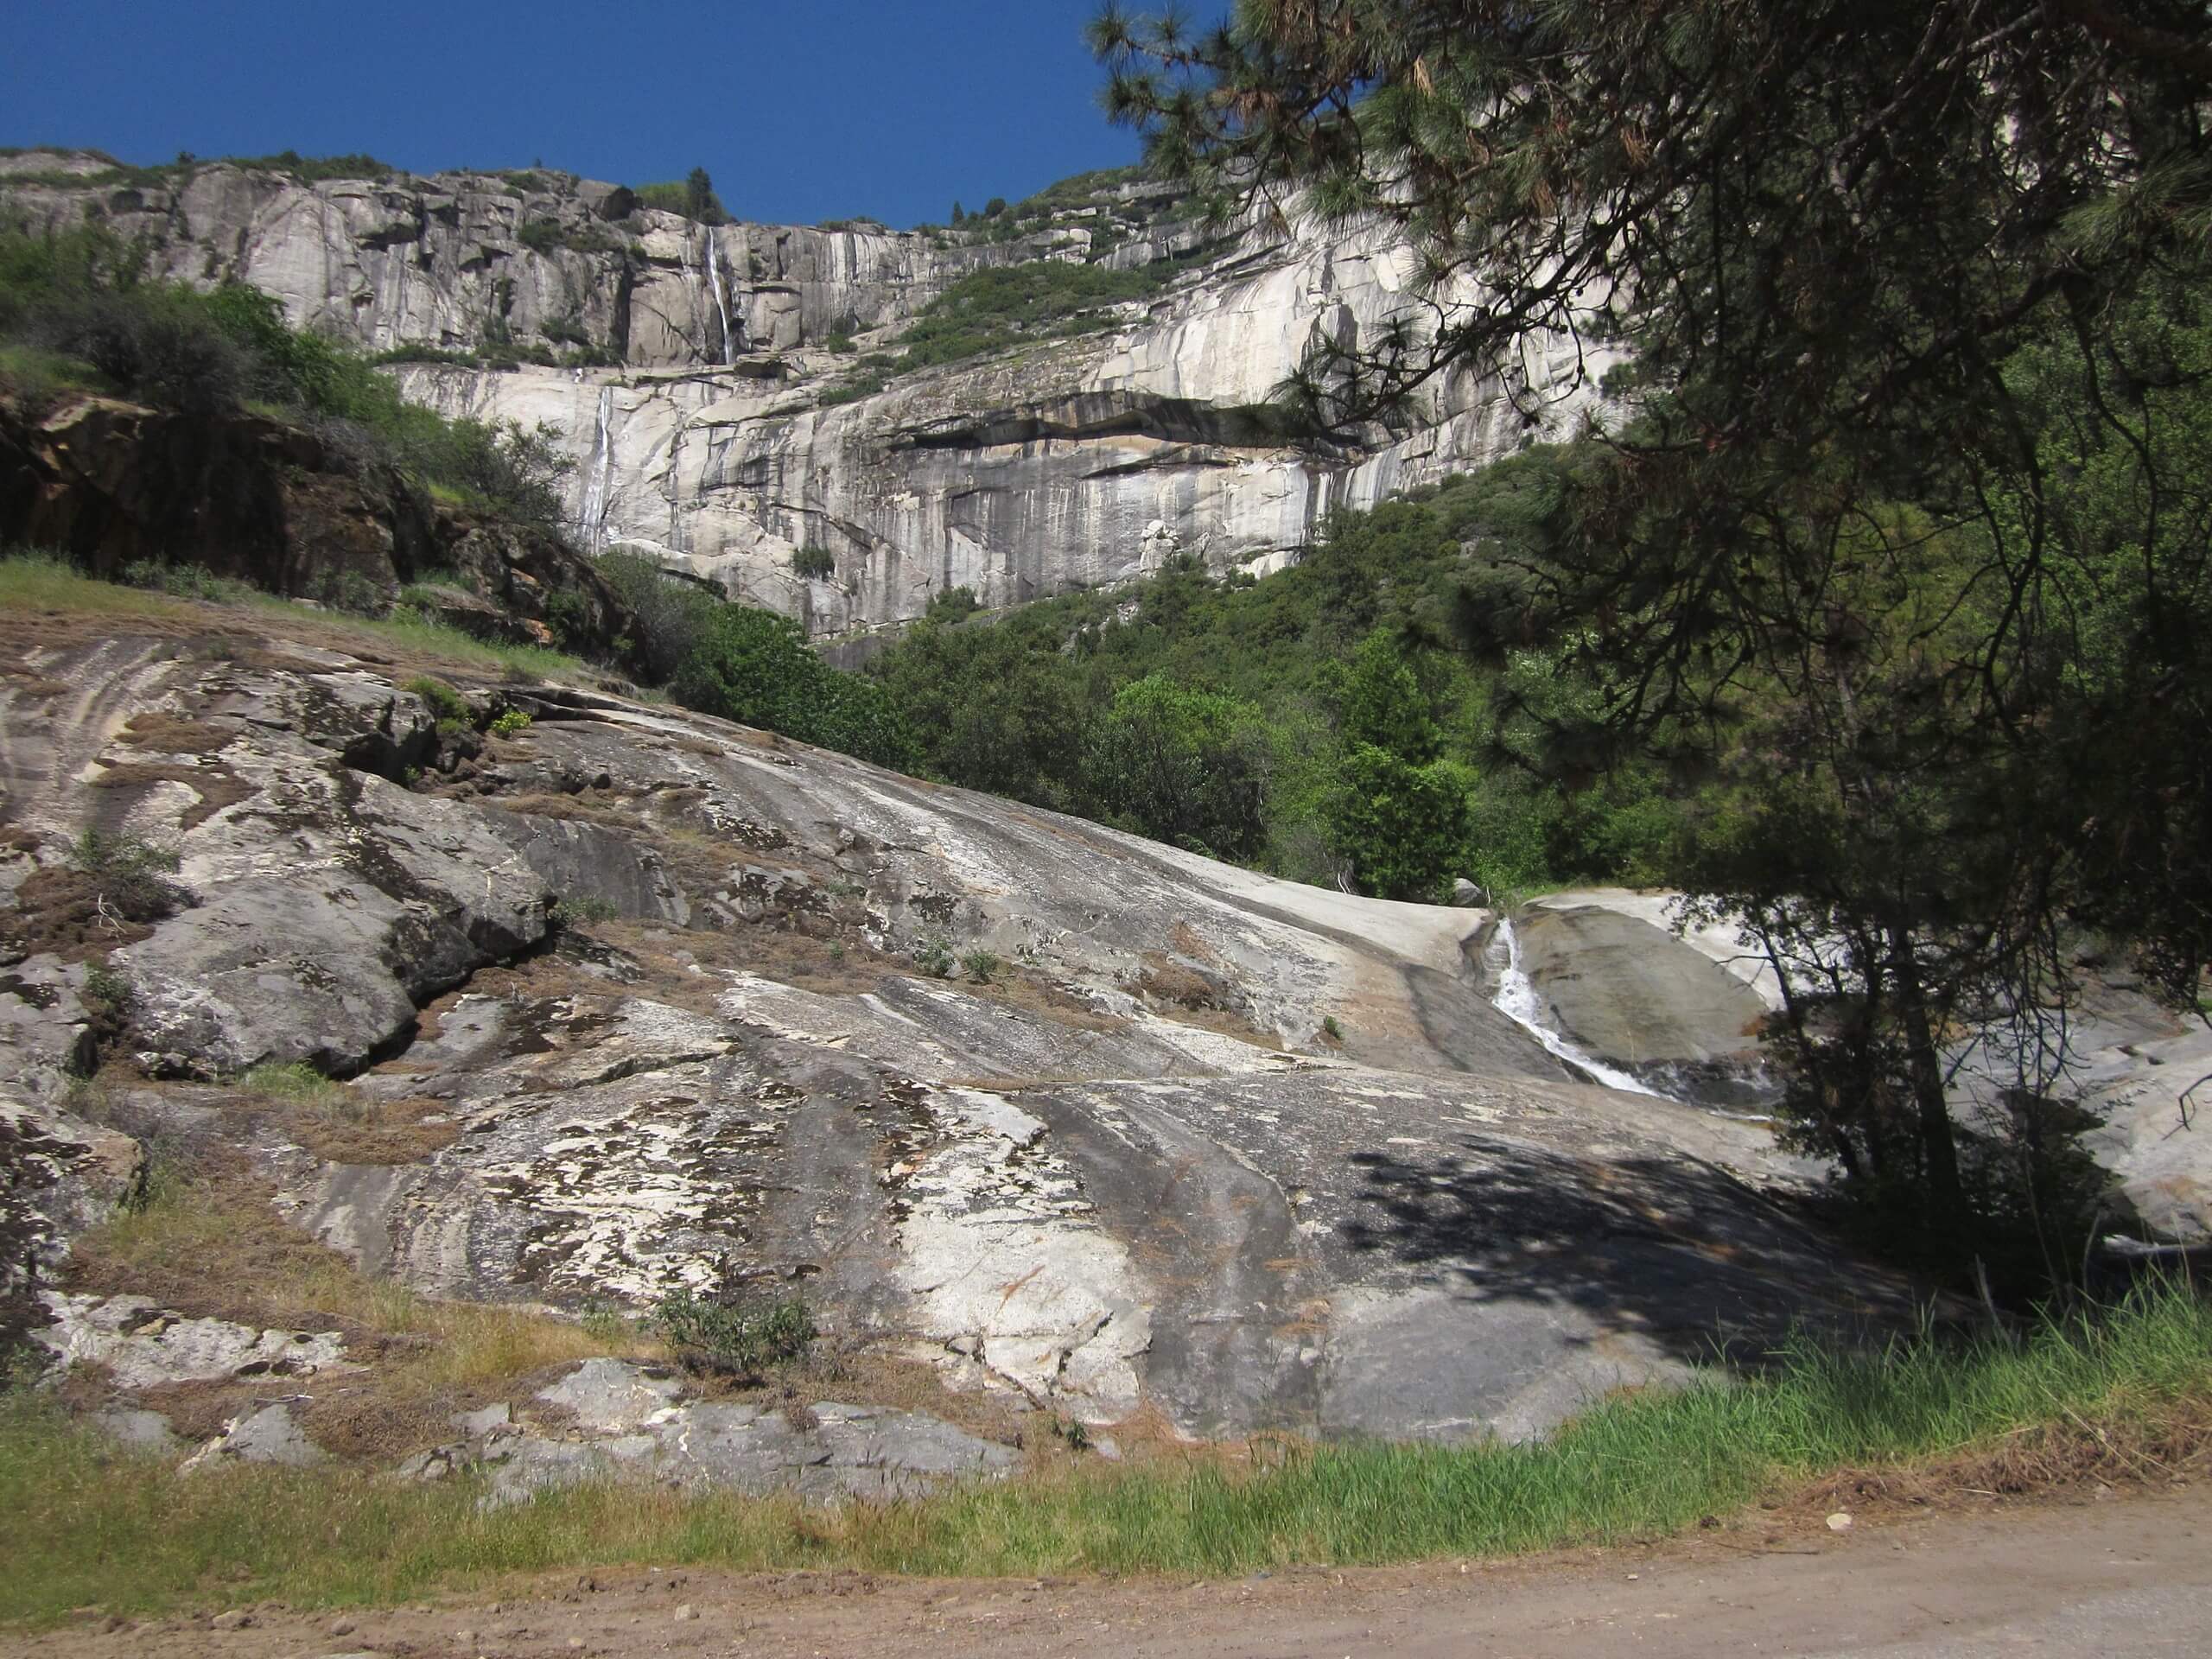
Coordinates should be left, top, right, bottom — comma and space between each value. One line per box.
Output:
1493, 901, 1780, 1107
1499, 890, 2209, 1247
394, 214, 1610, 635
3, 625, 1935, 1446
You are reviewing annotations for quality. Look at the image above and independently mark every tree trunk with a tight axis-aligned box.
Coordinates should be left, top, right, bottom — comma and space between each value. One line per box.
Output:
1888, 925, 1967, 1226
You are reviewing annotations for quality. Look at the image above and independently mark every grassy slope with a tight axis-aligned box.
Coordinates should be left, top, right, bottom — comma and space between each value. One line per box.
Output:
3, 1286, 2206, 1622
0, 553, 596, 683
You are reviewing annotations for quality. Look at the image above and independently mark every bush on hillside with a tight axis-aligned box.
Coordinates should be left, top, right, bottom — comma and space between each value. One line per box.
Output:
671, 604, 918, 771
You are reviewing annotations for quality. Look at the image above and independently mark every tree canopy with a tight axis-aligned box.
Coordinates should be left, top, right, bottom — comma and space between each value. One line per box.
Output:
1094, 2, 2212, 1277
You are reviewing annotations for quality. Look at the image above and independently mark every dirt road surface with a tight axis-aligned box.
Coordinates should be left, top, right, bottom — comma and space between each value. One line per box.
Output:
14, 1484, 2209, 1658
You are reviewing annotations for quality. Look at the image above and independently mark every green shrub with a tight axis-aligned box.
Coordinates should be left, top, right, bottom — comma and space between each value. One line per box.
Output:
79, 961, 133, 1019
925, 585, 982, 623
217, 150, 393, 184
309, 568, 387, 617
548, 893, 620, 930
818, 369, 888, 406
887, 259, 1166, 373
792, 544, 836, 581
487, 708, 531, 738
670, 605, 918, 771
119, 560, 253, 604
912, 935, 955, 978
960, 948, 1002, 984
0, 222, 573, 533
648, 1288, 815, 1380
402, 675, 471, 733
235, 1061, 340, 1103
517, 218, 563, 255
634, 168, 727, 225
594, 550, 721, 684
67, 828, 185, 924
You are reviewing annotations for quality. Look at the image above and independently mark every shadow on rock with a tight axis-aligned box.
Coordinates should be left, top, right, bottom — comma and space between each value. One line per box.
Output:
1342, 1133, 1901, 1369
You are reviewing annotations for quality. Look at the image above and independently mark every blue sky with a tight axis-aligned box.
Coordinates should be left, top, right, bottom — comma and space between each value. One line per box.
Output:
2, 2, 1149, 227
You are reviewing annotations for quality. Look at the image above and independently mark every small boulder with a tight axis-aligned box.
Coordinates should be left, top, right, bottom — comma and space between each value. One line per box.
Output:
181, 1402, 327, 1471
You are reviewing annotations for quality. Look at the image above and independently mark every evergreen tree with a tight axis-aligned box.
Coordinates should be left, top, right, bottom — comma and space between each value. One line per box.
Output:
1092, 1, 2212, 1274
684, 166, 724, 226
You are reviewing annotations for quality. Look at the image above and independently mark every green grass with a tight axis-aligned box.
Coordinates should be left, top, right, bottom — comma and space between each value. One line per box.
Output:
0, 340, 109, 401
3, 1284, 2205, 1623
234, 1061, 343, 1104
0, 550, 193, 619
0, 552, 596, 683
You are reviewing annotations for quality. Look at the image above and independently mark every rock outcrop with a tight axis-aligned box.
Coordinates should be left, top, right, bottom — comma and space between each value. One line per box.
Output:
0, 392, 643, 664
4, 154, 1614, 635
3, 603, 1910, 1451
1499, 890, 2211, 1249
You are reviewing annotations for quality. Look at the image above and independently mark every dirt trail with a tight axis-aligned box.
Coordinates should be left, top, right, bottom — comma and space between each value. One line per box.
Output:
15, 1484, 2209, 1658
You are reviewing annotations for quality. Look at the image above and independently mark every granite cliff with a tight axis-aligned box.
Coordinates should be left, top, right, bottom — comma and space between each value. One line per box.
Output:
1, 150, 1610, 635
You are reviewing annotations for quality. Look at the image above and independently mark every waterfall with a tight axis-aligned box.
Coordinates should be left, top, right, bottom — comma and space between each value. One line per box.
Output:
702, 227, 735, 366
1486, 917, 1666, 1097
580, 386, 615, 548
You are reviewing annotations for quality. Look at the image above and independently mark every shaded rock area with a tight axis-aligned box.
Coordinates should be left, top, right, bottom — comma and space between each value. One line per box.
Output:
1516, 891, 2212, 1249
0, 392, 643, 668
3, 609, 1964, 1482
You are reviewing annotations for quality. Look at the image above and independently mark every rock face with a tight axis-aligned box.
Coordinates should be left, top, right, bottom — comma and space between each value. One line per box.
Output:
2, 610, 1922, 1446
457, 1359, 1021, 1505
1497, 903, 1777, 1105
33, 1292, 349, 1389
6, 155, 1613, 634
1503, 890, 2212, 1249
0, 393, 643, 664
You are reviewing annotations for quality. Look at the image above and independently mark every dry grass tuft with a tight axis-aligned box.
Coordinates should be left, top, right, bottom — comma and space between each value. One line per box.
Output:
64, 1160, 657, 1461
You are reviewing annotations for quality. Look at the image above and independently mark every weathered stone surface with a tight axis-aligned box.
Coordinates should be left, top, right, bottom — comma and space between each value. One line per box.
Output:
480, 808, 690, 925
1503, 903, 1777, 1103
182, 1402, 328, 1471
397, 212, 1611, 637
3, 632, 1959, 1445
0, 957, 97, 1102
537, 1358, 683, 1434
0, 1096, 143, 1342
109, 753, 551, 1077
92, 1405, 183, 1454
6, 155, 1614, 638
35, 1291, 348, 1388
480, 1362, 1020, 1506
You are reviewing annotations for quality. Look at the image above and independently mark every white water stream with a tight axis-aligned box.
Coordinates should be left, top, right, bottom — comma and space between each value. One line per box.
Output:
702, 229, 736, 366
1487, 917, 1668, 1097
580, 386, 615, 548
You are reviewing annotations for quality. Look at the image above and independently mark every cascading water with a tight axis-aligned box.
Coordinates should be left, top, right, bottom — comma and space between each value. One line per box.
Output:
580, 386, 615, 549
1486, 916, 1667, 1096
702, 228, 735, 366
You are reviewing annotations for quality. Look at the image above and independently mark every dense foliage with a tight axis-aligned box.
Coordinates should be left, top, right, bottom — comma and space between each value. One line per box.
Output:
594, 553, 918, 770
1092, 0, 2212, 1282
634, 167, 728, 226
866, 448, 1669, 897
0, 218, 572, 527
